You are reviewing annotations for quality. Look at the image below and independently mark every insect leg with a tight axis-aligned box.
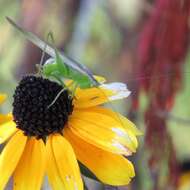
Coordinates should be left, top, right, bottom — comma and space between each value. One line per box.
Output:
51, 74, 65, 86
68, 82, 78, 99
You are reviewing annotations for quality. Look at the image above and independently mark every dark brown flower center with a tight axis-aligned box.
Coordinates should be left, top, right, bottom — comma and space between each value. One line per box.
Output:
13, 76, 73, 141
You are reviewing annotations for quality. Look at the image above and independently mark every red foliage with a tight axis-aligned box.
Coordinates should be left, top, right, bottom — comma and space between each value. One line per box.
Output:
137, 0, 190, 188
139, 0, 190, 99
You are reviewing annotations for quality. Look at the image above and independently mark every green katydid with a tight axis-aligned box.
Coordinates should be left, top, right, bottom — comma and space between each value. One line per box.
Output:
6, 17, 131, 107
6, 17, 99, 89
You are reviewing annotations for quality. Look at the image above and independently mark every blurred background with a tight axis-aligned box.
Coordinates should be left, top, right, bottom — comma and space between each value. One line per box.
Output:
0, 0, 190, 190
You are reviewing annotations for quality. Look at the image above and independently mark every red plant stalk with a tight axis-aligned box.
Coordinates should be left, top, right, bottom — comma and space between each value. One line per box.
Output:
137, 0, 190, 188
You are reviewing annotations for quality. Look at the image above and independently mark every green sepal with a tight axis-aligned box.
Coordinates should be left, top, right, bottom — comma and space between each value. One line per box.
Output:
78, 161, 100, 182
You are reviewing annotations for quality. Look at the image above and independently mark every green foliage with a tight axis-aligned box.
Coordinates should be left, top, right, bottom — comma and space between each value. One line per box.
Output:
169, 54, 190, 160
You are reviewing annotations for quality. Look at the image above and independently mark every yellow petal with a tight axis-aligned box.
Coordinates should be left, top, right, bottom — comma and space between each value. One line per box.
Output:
0, 121, 18, 144
69, 109, 137, 154
79, 107, 141, 150
0, 94, 7, 105
51, 135, 83, 190
74, 83, 130, 108
13, 138, 46, 190
0, 113, 13, 125
46, 136, 66, 189
0, 131, 27, 189
74, 87, 113, 108
65, 129, 135, 186
67, 124, 131, 156
84, 106, 142, 136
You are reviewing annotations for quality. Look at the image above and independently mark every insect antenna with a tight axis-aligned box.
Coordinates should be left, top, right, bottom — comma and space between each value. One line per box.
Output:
37, 32, 55, 76
47, 88, 66, 109
47, 81, 78, 109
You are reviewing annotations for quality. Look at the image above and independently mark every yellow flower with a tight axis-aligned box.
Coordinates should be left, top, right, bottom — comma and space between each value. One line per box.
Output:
0, 76, 141, 190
